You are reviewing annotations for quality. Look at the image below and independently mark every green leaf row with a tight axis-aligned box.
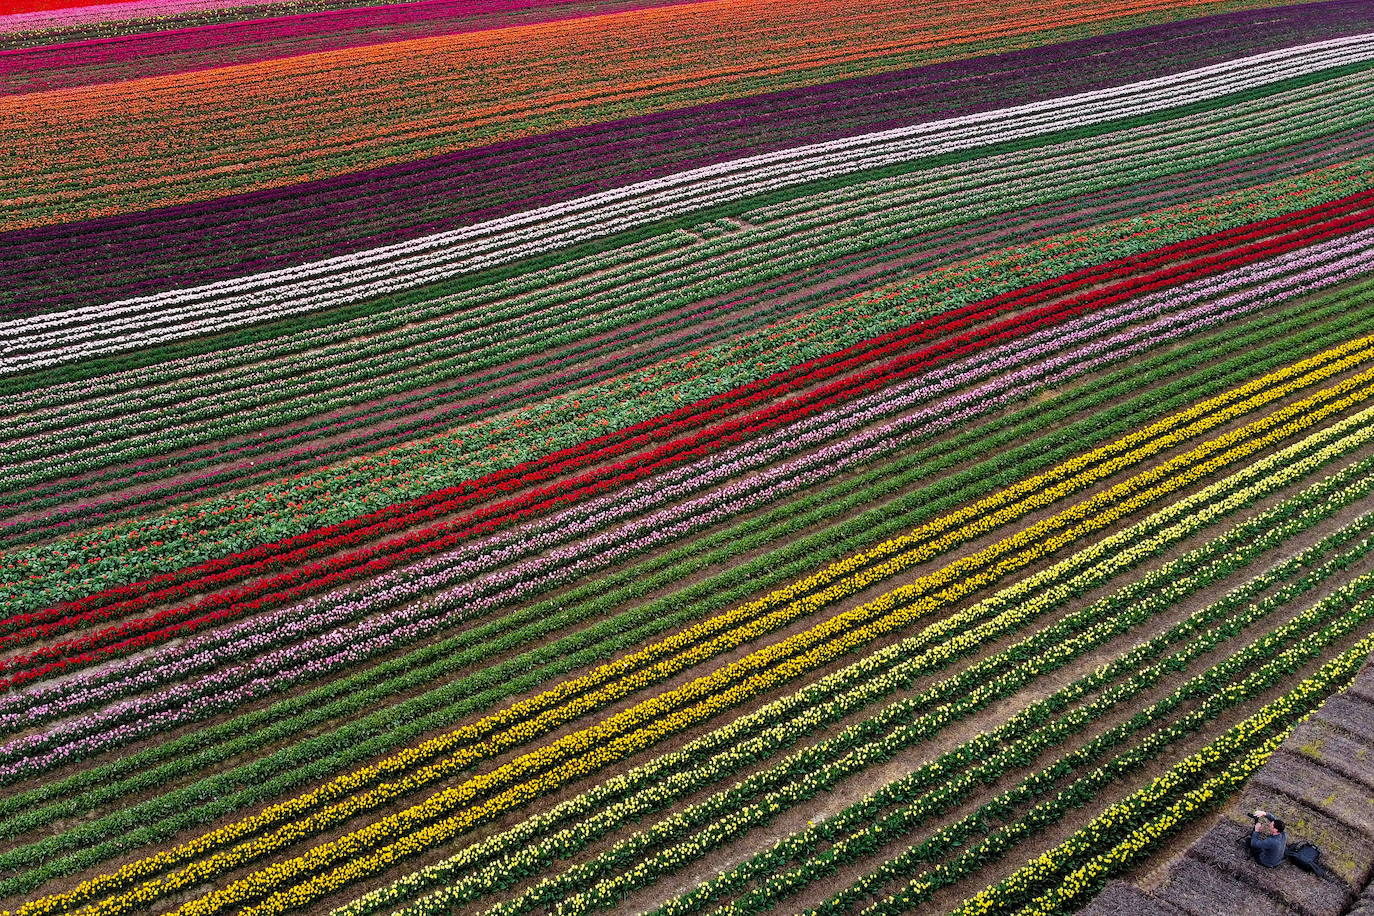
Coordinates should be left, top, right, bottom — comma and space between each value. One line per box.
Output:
3, 287, 1367, 898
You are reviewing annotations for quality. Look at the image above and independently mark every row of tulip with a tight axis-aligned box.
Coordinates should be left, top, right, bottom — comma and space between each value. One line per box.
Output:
3, 287, 1349, 897
2, 265, 1233, 677
21, 266, 1374, 911
629, 565, 1374, 916
647, 528, 1374, 916
5, 71, 1368, 554
8, 157, 1371, 608
13, 192, 1374, 637
16, 141, 1364, 520
9, 284, 1279, 726
26, 76, 1365, 423
13, 0, 1239, 227
174, 371, 1374, 916
36, 262, 1374, 763
13, 73, 1364, 469
8, 190, 1367, 666
5, 206, 1237, 598
13, 0, 1315, 233
9, 230, 1366, 717
42, 317, 1374, 802
13, 300, 1374, 747
5, 189, 1368, 656
13, 106, 1374, 541
11, 32, 1369, 372
359, 453, 1374, 916
13, 277, 1374, 780
6, 219, 675, 401
10, 193, 1374, 911
947, 633, 1374, 916
33, 372, 1374, 916
7, 257, 1341, 746
0, 104, 1218, 414
0, 0, 401, 40
0, 0, 686, 94
5, 218, 1324, 687
14, 0, 1342, 307
800, 599, 1374, 916
2, 1, 1227, 233
1005, 744, 1282, 916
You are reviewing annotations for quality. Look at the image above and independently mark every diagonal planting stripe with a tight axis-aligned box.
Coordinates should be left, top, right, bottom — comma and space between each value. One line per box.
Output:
164, 353, 1374, 916
15, 196, 1374, 689
25, 332, 1374, 916
341, 415, 1374, 916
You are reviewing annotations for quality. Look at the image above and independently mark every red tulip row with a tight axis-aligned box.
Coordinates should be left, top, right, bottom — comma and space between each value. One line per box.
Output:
12, 185, 1371, 651
3, 194, 1372, 689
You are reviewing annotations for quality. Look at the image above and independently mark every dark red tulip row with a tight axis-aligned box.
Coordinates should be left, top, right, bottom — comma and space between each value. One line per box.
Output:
5, 1, 1364, 316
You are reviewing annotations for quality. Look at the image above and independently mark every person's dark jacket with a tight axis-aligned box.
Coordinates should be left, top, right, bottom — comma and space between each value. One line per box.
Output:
1250, 829, 1287, 867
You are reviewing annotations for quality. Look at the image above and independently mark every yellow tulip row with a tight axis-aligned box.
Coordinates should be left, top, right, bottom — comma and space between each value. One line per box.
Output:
1013, 738, 1285, 916
177, 363, 1374, 916
954, 630, 1374, 916
26, 336, 1374, 916
520, 489, 1374, 916
338, 417, 1374, 916
818, 579, 1374, 916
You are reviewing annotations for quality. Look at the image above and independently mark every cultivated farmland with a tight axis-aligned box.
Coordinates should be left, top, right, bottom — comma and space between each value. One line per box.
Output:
3, 0, 1374, 914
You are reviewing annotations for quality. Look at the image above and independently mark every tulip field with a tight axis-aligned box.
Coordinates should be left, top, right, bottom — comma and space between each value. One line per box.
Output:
7, 0, 1374, 912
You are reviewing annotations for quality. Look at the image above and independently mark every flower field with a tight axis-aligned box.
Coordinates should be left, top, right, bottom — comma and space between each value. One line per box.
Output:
5, 0, 1374, 913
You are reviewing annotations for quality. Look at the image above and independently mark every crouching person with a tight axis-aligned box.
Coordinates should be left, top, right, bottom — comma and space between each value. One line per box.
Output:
1249, 810, 1287, 867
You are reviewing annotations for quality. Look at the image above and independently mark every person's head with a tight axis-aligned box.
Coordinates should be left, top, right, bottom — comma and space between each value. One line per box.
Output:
1272, 818, 1286, 835
1255, 817, 1281, 836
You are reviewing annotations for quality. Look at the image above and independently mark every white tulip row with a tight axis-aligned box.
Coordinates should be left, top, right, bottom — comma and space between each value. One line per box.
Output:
7, 79, 1366, 492
3, 33, 1372, 372
7, 70, 1362, 456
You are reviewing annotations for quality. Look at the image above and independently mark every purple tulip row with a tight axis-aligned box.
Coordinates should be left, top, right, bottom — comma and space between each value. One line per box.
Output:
4, 0, 1366, 315
15, 114, 1374, 545
3, 229, 1369, 779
